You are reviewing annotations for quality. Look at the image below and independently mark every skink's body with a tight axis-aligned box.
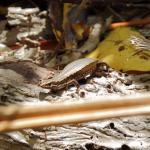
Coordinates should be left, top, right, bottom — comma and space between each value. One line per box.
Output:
40, 58, 107, 91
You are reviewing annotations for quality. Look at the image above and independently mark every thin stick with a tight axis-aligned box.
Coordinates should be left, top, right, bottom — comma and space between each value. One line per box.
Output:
0, 105, 149, 132
110, 17, 150, 29
0, 94, 150, 132
0, 94, 150, 121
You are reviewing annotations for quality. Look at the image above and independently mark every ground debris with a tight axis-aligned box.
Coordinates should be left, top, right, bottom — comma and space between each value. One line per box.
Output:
0, 0, 150, 149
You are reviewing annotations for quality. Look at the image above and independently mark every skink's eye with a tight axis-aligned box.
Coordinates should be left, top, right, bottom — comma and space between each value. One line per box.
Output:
97, 62, 109, 72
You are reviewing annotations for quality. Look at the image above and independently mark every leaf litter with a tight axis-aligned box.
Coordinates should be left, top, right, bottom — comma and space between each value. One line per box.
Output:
0, 0, 150, 150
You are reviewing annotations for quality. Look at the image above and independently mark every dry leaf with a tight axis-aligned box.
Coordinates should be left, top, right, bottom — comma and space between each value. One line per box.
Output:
87, 27, 150, 72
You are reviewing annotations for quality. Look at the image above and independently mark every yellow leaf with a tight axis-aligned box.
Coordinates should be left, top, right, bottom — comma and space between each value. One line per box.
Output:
87, 27, 150, 72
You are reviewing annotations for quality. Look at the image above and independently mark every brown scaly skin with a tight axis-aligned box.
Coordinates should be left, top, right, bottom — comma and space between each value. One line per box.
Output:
40, 58, 109, 91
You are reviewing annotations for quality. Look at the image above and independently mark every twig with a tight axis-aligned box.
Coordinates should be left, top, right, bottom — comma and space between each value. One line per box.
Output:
110, 17, 150, 29
0, 106, 149, 132
0, 94, 150, 132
